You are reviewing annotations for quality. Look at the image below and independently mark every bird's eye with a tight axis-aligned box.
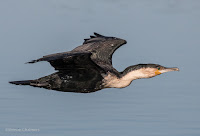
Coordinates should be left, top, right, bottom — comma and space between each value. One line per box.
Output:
158, 67, 160, 70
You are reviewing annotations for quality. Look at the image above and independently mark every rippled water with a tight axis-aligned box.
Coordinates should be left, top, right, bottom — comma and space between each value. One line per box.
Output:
0, 0, 200, 136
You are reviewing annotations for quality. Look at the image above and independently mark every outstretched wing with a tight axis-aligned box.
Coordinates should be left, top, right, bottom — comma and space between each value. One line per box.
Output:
73, 32, 127, 65
27, 52, 105, 72
27, 33, 126, 75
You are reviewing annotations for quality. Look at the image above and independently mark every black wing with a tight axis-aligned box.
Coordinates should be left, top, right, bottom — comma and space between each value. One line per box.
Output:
27, 52, 105, 72
27, 33, 126, 75
73, 32, 127, 65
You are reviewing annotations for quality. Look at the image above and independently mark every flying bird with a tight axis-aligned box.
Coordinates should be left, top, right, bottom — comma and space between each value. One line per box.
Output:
10, 33, 179, 93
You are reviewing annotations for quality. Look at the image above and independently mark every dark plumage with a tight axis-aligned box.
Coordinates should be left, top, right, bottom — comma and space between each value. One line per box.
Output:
10, 33, 179, 93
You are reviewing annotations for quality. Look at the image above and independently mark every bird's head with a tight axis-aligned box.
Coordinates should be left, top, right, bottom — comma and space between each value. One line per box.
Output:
121, 64, 179, 80
140, 64, 179, 78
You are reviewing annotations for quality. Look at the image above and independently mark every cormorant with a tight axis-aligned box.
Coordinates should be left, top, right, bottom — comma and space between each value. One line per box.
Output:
10, 33, 179, 93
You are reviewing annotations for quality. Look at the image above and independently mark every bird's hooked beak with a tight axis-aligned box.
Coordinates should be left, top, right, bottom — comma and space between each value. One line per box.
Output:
156, 67, 179, 75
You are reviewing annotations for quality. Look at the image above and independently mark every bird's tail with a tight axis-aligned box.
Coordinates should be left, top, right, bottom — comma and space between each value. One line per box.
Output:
9, 80, 35, 85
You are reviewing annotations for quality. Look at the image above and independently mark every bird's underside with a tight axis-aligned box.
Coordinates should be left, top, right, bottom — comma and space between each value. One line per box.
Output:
28, 69, 103, 93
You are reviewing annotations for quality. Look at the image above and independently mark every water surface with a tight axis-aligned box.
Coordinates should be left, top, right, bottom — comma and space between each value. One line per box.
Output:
0, 0, 200, 136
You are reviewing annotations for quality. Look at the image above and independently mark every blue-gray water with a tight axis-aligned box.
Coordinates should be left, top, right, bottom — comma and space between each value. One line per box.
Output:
0, 0, 200, 136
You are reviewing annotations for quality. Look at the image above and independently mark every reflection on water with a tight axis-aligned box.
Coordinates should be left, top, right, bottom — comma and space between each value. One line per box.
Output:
0, 0, 200, 136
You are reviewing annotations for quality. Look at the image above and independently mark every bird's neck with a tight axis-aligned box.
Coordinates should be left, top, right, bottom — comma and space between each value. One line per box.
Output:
121, 68, 151, 80
103, 69, 149, 88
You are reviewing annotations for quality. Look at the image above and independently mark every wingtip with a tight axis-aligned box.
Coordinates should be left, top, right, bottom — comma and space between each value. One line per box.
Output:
9, 81, 21, 85
9, 81, 14, 84
90, 35, 95, 38
25, 60, 37, 64
94, 32, 103, 37
9, 80, 32, 85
